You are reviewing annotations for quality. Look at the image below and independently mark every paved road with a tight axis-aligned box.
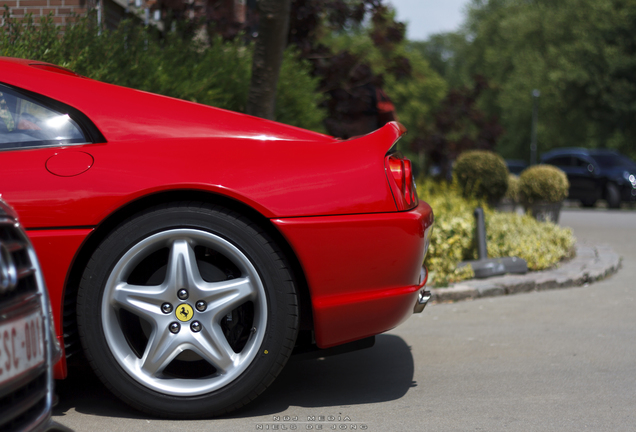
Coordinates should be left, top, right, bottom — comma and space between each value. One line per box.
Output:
53, 209, 636, 431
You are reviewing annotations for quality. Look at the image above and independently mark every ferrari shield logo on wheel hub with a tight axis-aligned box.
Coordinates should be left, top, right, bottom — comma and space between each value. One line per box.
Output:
176, 304, 194, 322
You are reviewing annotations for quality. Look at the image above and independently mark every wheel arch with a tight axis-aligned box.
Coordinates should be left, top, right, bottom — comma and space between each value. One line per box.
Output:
62, 189, 313, 362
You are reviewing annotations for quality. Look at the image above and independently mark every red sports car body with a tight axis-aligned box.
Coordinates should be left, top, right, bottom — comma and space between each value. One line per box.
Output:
0, 57, 433, 418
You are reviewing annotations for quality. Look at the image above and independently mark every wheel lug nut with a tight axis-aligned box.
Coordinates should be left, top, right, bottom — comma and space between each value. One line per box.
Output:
190, 321, 202, 332
169, 322, 181, 334
161, 303, 173, 314
177, 289, 188, 300
195, 300, 207, 312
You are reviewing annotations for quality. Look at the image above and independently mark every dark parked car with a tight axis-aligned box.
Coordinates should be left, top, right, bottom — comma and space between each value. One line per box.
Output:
541, 148, 636, 208
505, 159, 528, 175
0, 198, 63, 432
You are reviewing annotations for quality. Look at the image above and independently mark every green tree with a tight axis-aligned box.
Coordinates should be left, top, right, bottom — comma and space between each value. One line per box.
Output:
318, 12, 448, 168
246, 0, 292, 120
418, 0, 636, 161
384, 50, 447, 164
409, 33, 471, 89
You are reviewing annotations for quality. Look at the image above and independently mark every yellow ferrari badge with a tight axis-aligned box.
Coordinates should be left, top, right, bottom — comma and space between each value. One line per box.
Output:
176, 303, 194, 322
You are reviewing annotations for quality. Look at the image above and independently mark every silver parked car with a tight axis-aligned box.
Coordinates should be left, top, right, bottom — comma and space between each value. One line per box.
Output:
0, 197, 64, 432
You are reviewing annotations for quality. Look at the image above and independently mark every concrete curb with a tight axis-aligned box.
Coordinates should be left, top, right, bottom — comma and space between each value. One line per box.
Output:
430, 244, 622, 303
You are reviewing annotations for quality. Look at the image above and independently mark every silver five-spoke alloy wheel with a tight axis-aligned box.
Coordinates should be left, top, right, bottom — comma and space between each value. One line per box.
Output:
103, 229, 267, 395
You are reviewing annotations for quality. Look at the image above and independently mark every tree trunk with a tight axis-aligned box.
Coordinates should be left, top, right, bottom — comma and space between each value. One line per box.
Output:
246, 0, 291, 120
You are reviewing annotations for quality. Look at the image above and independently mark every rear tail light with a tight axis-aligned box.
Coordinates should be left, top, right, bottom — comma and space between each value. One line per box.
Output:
385, 153, 418, 211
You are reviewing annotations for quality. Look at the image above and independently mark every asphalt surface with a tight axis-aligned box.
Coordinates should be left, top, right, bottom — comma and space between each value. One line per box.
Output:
53, 208, 636, 431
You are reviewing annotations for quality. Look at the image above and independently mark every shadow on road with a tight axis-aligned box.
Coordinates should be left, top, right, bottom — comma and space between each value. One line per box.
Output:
53, 333, 415, 420
53, 355, 143, 420
228, 334, 416, 418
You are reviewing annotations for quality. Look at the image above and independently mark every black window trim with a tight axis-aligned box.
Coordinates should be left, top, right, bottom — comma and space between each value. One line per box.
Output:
544, 156, 571, 167
0, 81, 107, 151
573, 156, 593, 168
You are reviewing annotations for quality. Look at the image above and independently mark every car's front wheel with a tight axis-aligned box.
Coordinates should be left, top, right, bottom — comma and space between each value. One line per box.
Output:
77, 203, 298, 418
605, 183, 621, 209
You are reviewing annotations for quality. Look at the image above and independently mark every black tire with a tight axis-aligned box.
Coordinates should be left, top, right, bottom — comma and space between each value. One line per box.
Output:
605, 183, 621, 209
580, 198, 597, 208
77, 203, 298, 419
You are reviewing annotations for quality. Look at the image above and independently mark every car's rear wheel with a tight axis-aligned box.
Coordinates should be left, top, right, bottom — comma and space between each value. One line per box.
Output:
77, 203, 298, 418
580, 198, 597, 208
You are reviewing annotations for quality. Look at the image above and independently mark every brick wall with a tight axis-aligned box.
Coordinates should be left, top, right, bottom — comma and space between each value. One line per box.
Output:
2, 0, 95, 25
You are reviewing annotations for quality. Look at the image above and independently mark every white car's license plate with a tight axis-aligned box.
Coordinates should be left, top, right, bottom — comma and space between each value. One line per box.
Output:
0, 310, 45, 385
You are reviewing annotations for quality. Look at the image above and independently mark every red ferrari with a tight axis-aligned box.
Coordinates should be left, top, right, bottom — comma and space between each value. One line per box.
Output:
0, 57, 434, 418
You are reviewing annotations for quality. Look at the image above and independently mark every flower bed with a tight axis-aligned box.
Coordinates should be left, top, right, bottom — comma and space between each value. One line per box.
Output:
419, 179, 575, 286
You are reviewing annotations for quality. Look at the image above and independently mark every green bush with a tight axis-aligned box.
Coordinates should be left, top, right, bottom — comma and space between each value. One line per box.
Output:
418, 180, 477, 286
0, 10, 327, 132
505, 174, 520, 202
518, 165, 569, 204
454, 150, 509, 203
484, 212, 575, 270
418, 177, 575, 287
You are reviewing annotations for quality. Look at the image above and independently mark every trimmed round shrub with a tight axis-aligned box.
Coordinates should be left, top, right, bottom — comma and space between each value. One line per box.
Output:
505, 174, 520, 202
518, 165, 569, 203
454, 150, 509, 203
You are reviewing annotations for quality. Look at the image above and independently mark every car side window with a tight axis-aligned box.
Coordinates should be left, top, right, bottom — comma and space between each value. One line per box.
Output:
574, 158, 589, 167
546, 156, 571, 166
0, 84, 88, 150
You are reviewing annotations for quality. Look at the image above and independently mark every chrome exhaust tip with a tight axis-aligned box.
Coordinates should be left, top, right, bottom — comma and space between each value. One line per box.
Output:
414, 289, 431, 313
414, 266, 431, 313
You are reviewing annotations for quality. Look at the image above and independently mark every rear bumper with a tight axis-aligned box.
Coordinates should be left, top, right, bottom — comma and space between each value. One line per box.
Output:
272, 201, 434, 348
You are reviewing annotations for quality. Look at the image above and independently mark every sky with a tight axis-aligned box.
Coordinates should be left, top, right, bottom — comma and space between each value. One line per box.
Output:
386, 0, 471, 41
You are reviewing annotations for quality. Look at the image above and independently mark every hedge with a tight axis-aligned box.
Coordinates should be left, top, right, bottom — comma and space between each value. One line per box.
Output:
0, 9, 327, 132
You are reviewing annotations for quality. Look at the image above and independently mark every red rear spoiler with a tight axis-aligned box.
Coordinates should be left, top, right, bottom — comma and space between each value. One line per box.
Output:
341, 121, 407, 154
